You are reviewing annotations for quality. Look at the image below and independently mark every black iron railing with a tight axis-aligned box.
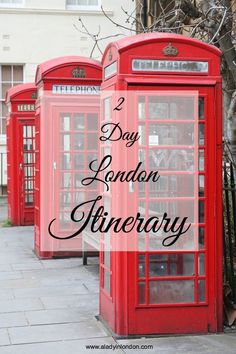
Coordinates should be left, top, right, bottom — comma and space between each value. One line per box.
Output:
223, 162, 236, 304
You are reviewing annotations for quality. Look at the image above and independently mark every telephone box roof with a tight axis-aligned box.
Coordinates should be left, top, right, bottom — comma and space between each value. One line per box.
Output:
35, 56, 102, 84
5, 83, 36, 103
102, 32, 222, 64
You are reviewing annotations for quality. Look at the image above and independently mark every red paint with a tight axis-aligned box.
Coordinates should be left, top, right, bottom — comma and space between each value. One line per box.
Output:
6, 83, 36, 226
100, 33, 222, 335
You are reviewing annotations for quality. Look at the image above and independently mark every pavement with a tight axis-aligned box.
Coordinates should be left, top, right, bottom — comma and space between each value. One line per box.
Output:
0, 201, 236, 353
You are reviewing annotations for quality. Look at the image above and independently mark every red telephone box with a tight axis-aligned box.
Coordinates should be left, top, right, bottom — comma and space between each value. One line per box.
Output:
6, 83, 36, 226
100, 33, 222, 335
34, 56, 102, 258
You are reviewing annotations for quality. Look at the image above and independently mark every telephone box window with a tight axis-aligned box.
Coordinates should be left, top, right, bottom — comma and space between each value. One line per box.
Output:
198, 280, 206, 302
149, 280, 195, 304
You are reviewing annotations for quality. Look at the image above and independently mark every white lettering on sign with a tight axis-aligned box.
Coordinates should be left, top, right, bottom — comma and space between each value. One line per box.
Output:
52, 85, 100, 95
132, 59, 208, 73
17, 104, 35, 111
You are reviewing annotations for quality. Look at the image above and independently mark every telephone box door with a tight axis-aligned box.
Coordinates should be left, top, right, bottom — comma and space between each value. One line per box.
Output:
44, 100, 100, 254
125, 84, 221, 334
18, 120, 35, 225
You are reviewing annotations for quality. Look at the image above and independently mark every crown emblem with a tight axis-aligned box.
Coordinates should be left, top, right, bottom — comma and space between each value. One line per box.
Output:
72, 66, 86, 78
162, 43, 178, 57
31, 92, 37, 99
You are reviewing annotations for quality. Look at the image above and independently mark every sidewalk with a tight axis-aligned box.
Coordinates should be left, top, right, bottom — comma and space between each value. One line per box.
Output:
0, 205, 235, 353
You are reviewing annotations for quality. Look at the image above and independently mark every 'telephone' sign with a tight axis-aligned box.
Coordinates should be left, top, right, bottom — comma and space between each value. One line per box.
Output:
132, 59, 208, 73
52, 85, 100, 94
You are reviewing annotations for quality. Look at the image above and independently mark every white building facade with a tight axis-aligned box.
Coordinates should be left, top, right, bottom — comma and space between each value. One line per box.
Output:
0, 0, 135, 194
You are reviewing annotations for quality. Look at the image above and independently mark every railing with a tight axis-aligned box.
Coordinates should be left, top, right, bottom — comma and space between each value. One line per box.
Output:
0, 152, 7, 196
223, 161, 236, 305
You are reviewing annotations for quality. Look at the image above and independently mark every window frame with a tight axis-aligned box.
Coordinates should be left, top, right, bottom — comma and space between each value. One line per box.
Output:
0, 64, 24, 136
0, 0, 24, 8
66, 0, 101, 11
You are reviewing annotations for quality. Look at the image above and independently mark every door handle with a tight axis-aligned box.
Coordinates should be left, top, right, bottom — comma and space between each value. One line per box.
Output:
19, 163, 22, 170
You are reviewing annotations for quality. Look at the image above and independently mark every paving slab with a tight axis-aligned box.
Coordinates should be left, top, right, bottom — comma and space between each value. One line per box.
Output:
0, 265, 12, 272
13, 284, 89, 298
0, 298, 44, 313
0, 329, 10, 346
117, 334, 236, 354
8, 319, 108, 344
0, 337, 123, 354
0, 278, 40, 289
11, 262, 44, 271
0, 313, 28, 328
0, 290, 14, 301
40, 293, 98, 311
25, 308, 97, 325
0, 271, 22, 280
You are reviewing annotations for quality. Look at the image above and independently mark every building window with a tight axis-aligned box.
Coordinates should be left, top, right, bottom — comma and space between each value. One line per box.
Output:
66, 0, 101, 11
0, 65, 24, 135
0, 0, 24, 7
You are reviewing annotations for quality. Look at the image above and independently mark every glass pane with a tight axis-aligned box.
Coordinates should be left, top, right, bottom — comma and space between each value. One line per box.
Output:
199, 175, 204, 197
104, 271, 110, 294
61, 115, 70, 131
104, 251, 110, 269
138, 96, 145, 120
199, 149, 204, 171
199, 97, 204, 120
2, 102, 7, 116
74, 155, 84, 169
88, 134, 98, 149
60, 192, 72, 207
104, 97, 111, 120
149, 254, 195, 277
149, 123, 194, 145
62, 153, 71, 169
138, 125, 145, 145
74, 114, 84, 130
25, 194, 33, 205
88, 153, 98, 165
148, 96, 195, 120
149, 97, 168, 120
13, 65, 23, 81
2, 65, 11, 81
199, 253, 205, 275
149, 280, 194, 304
87, 113, 98, 131
138, 255, 145, 277
149, 149, 194, 171
62, 134, 70, 151
74, 133, 84, 150
74, 191, 85, 204
61, 173, 72, 189
1, 117, 6, 134
199, 201, 204, 223
199, 124, 205, 145
198, 279, 205, 302
138, 281, 146, 304
2, 83, 11, 99
199, 227, 205, 249
148, 125, 159, 145
75, 172, 84, 187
